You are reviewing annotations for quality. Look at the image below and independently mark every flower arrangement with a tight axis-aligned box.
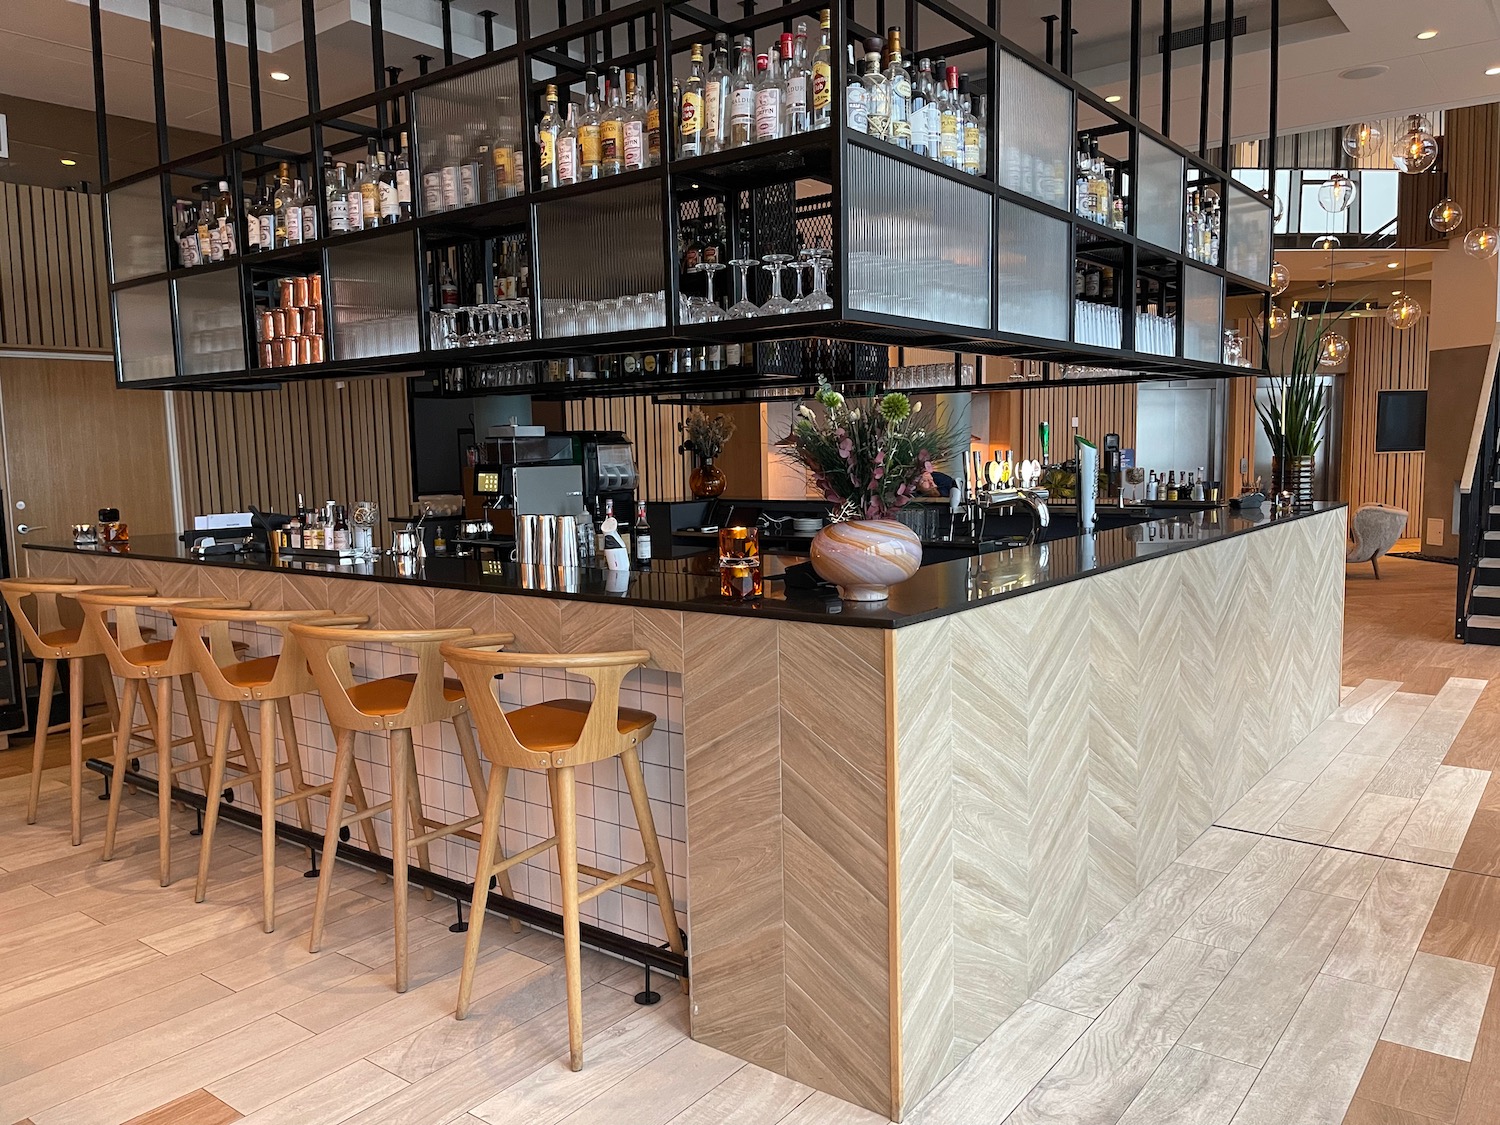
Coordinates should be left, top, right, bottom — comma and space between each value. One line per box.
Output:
678, 410, 736, 461
782, 379, 956, 521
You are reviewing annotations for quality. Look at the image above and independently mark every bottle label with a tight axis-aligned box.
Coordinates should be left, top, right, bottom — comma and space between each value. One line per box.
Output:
786, 76, 808, 115
422, 173, 443, 214
459, 165, 478, 206
180, 235, 198, 267
623, 120, 644, 168
218, 217, 237, 256
378, 180, 398, 219
646, 107, 661, 160
347, 194, 364, 230
680, 91, 703, 139
963, 125, 981, 170
301, 204, 316, 239
847, 86, 868, 132
703, 83, 721, 141
328, 196, 348, 232
539, 131, 556, 175
730, 87, 754, 130
600, 121, 621, 163
635, 533, 651, 561
939, 113, 958, 161
558, 137, 577, 182
395, 168, 411, 206
579, 125, 601, 167
441, 166, 460, 210
286, 206, 302, 243
493, 146, 513, 184
361, 186, 378, 221
754, 88, 781, 139
813, 62, 831, 109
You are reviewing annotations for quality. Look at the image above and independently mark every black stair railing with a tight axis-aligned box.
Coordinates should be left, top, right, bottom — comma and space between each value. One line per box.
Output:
1456, 352, 1500, 639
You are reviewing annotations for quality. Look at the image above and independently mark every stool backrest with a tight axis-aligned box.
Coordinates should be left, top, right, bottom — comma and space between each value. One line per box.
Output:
0, 579, 138, 660
74, 592, 246, 679
288, 621, 473, 731
441, 634, 649, 769
170, 606, 352, 701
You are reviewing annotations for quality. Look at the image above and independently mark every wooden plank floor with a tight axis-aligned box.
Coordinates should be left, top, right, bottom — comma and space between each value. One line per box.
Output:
7, 556, 1500, 1125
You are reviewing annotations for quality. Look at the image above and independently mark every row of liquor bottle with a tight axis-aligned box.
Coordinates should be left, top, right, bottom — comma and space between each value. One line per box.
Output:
1075, 135, 1125, 230
1143, 468, 1213, 503
1185, 186, 1222, 265
845, 30, 988, 176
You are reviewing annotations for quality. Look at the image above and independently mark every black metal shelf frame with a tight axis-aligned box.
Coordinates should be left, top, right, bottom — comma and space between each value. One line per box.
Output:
94, 0, 1277, 394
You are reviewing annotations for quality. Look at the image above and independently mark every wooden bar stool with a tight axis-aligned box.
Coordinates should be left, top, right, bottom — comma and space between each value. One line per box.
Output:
290, 621, 520, 993
171, 606, 378, 932
441, 636, 685, 1071
0, 578, 157, 844
76, 591, 252, 886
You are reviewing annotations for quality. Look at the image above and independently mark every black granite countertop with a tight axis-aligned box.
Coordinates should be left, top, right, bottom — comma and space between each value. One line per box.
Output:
28, 503, 1345, 629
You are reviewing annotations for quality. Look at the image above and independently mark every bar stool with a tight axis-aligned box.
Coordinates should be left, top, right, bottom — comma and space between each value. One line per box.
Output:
0, 578, 157, 844
171, 606, 379, 932
76, 590, 252, 886
290, 621, 520, 993
441, 636, 685, 1071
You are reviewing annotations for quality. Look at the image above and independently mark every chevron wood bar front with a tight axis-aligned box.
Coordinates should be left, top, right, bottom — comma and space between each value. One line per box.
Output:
23, 504, 1346, 1122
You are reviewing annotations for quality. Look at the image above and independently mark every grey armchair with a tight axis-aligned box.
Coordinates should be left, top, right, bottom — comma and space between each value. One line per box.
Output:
1347, 504, 1408, 578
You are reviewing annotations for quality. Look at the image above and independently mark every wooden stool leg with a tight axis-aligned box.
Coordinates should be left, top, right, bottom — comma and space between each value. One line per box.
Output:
179, 674, 212, 794
456, 771, 507, 1020
277, 699, 314, 833
398, 730, 434, 902
193, 706, 237, 903
227, 698, 259, 779
155, 676, 175, 887
490, 767, 523, 933
97, 655, 121, 731
453, 715, 520, 932
390, 731, 411, 994
620, 745, 685, 960
67, 657, 86, 845
309, 727, 355, 953
25, 657, 57, 827
344, 751, 383, 862
102, 679, 137, 861
550, 765, 584, 1071
259, 698, 280, 933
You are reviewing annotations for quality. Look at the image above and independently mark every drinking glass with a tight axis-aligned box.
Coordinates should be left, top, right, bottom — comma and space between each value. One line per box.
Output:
690, 262, 727, 322
727, 258, 761, 318
801, 242, 834, 312
760, 253, 795, 316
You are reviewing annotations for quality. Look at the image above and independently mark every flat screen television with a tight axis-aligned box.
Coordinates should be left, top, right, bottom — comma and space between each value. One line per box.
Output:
1375, 390, 1427, 453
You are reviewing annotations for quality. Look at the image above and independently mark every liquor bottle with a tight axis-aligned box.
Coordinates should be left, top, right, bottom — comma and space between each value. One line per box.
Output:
359, 147, 381, 227
1166, 470, 1178, 501
784, 25, 811, 136
703, 33, 730, 153
558, 101, 580, 186
439, 261, 458, 307
327, 163, 349, 233
645, 75, 662, 166
811, 10, 832, 129
862, 38, 889, 142
623, 71, 646, 170
440, 133, 462, 210
679, 46, 706, 157
910, 57, 932, 157
1193, 468, 1206, 502
332, 506, 350, 550
213, 179, 237, 257
344, 162, 364, 231
885, 27, 910, 150
845, 45, 869, 133
377, 153, 399, 224
198, 186, 218, 261
1146, 470, 1158, 501
1088, 147, 1111, 226
538, 83, 562, 188
286, 177, 305, 244
272, 162, 293, 248
961, 84, 981, 175
600, 66, 625, 176
729, 38, 755, 147
393, 131, 413, 220
633, 501, 652, 565
491, 130, 515, 199
255, 185, 276, 251
753, 51, 781, 142
459, 128, 482, 205
177, 200, 199, 267
937, 66, 960, 167
579, 69, 603, 179
300, 174, 318, 240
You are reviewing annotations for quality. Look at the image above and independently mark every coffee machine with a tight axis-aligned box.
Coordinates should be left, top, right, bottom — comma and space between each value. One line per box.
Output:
570, 431, 639, 523
469, 431, 585, 537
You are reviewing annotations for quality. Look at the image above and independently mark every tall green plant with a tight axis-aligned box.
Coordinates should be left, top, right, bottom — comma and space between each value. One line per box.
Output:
1256, 296, 1353, 459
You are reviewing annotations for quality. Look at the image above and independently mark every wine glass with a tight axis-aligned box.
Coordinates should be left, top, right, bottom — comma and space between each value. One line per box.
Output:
760, 253, 795, 316
801, 240, 834, 312
727, 258, 761, 318
1126, 466, 1146, 502
690, 262, 727, 322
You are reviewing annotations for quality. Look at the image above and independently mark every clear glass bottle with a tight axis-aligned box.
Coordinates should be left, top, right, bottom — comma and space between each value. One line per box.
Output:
178, 199, 199, 267
327, 162, 350, 234
346, 162, 366, 231
538, 83, 562, 188
459, 127, 482, 206
377, 152, 399, 224
811, 9, 832, 130
579, 69, 603, 179
937, 66, 960, 167
360, 145, 381, 226
440, 133, 463, 211
393, 131, 412, 220
645, 75, 662, 166
198, 186, 219, 261
909, 57, 932, 158
729, 37, 755, 147
558, 100, 580, 186
623, 71, 646, 170
961, 85, 981, 175
273, 161, 294, 248
213, 179, 237, 256
971, 93, 988, 176
703, 33, 730, 153
257, 184, 277, 250
600, 66, 625, 175
679, 45, 706, 157
845, 44, 869, 133
885, 27, 910, 150
286, 177, 305, 243
784, 25, 811, 136
861, 38, 889, 142
753, 51, 782, 142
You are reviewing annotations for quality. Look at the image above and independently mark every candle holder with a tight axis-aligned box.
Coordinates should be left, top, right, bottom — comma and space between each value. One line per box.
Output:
718, 526, 762, 599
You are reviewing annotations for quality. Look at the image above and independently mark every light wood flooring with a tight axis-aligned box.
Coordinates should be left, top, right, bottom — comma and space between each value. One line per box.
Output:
6, 555, 1500, 1125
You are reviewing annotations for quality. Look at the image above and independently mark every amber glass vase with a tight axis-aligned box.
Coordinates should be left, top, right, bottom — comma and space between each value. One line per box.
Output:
690, 458, 726, 499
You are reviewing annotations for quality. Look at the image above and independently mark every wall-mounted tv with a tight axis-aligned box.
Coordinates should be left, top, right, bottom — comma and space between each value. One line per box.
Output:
1376, 390, 1427, 453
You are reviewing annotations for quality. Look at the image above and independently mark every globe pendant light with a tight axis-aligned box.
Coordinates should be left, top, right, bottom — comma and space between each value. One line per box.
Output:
1271, 194, 1285, 223
1393, 114, 1438, 174
1465, 225, 1500, 259
1266, 304, 1290, 338
1342, 121, 1382, 160
1318, 331, 1349, 366
1317, 171, 1358, 213
1430, 197, 1464, 233
1270, 260, 1291, 296
1312, 234, 1341, 250
1388, 293, 1423, 330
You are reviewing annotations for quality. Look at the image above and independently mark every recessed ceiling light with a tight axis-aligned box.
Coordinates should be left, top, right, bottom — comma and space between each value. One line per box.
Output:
59, 158, 76, 166
1416, 30, 1439, 40
1392, 289, 1402, 295
270, 70, 290, 81
1105, 94, 1122, 103
1488, 66, 1500, 75
1387, 261, 1400, 268
1340, 65, 1389, 80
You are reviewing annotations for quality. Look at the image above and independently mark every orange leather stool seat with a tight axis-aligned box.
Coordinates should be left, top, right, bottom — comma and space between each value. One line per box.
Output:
504, 698, 656, 753
345, 673, 464, 717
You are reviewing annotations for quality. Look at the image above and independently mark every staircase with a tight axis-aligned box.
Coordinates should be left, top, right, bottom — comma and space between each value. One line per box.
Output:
1465, 502, 1500, 642
1458, 363, 1500, 643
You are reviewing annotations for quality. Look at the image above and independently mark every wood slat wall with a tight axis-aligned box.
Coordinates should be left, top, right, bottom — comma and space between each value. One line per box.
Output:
173, 376, 415, 524
0, 184, 108, 352
563, 395, 694, 501
1340, 316, 1430, 538
1016, 382, 1138, 458
1399, 105, 1498, 248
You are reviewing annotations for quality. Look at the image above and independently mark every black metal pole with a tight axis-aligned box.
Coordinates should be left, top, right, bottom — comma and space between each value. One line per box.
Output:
212, 0, 232, 142
442, 0, 454, 67
1198, 0, 1211, 157
481, 9, 497, 53
1162, 0, 1173, 136
372, 0, 387, 134
1043, 14, 1057, 66
1268, 0, 1279, 199
1221, 0, 1234, 166
1061, 0, 1073, 75
88, 0, 110, 185
148, 0, 170, 163
1129, 0, 1142, 119
244, 0, 263, 134
301, 0, 321, 113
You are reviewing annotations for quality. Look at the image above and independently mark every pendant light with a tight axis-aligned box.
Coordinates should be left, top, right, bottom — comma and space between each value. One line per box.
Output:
1317, 171, 1358, 213
1270, 261, 1291, 295
1430, 197, 1464, 233
1465, 224, 1500, 259
1393, 114, 1439, 174
1318, 331, 1350, 366
1266, 304, 1290, 337
1387, 249, 1423, 330
1312, 234, 1341, 250
1341, 122, 1382, 160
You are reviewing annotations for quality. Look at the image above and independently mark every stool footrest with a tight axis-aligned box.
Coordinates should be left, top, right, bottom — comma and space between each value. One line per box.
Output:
488, 835, 559, 875
411, 813, 483, 848
278, 782, 334, 805
342, 801, 394, 826
578, 861, 656, 903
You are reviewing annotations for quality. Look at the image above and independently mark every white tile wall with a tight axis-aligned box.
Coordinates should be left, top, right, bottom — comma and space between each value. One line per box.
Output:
128, 610, 687, 949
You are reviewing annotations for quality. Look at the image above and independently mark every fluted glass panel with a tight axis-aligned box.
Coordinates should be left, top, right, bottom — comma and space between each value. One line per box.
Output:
114, 283, 175, 382
536, 180, 666, 337
412, 58, 525, 211
996, 198, 1068, 340
996, 52, 1072, 211
1226, 185, 1272, 283
1137, 136, 1184, 252
846, 144, 991, 328
1183, 267, 1224, 362
107, 178, 166, 282
328, 232, 421, 359
175, 271, 245, 375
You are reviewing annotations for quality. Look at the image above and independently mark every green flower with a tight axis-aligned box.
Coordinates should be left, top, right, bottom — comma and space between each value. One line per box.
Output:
879, 393, 911, 424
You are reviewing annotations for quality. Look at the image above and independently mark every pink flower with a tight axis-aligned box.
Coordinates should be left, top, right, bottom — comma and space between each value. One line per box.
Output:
918, 448, 931, 461
922, 460, 933, 472
873, 467, 884, 480
897, 483, 908, 496
838, 438, 853, 459
875, 450, 886, 465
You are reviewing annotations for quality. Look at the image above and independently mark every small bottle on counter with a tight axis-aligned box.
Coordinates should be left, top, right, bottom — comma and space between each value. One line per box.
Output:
332, 506, 350, 550
288, 515, 303, 549
633, 502, 652, 566
1146, 470, 1158, 501
1166, 471, 1178, 501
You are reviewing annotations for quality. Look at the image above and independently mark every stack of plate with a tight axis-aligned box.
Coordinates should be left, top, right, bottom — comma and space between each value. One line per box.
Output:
792, 518, 823, 535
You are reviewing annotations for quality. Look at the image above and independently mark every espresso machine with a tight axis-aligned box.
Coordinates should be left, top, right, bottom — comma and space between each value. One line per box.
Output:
468, 431, 586, 538
569, 431, 639, 522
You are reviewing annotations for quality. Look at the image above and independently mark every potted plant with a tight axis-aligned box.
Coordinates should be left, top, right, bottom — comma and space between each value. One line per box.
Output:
1258, 298, 1344, 507
678, 410, 735, 499
781, 379, 956, 601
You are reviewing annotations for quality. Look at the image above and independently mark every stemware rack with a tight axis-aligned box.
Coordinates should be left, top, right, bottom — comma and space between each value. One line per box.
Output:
100, 0, 1274, 394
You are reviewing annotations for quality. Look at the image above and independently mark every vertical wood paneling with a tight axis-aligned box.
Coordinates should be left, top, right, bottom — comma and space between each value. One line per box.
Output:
1402, 105, 1499, 248
1340, 316, 1429, 538
173, 376, 415, 529
1017, 382, 1138, 458
563, 394, 693, 501
0, 184, 106, 352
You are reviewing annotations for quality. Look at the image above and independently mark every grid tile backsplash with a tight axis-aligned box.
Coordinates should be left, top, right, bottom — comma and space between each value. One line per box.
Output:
130, 610, 687, 949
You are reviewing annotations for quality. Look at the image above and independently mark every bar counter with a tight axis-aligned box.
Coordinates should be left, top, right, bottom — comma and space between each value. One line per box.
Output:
25, 502, 1348, 1120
